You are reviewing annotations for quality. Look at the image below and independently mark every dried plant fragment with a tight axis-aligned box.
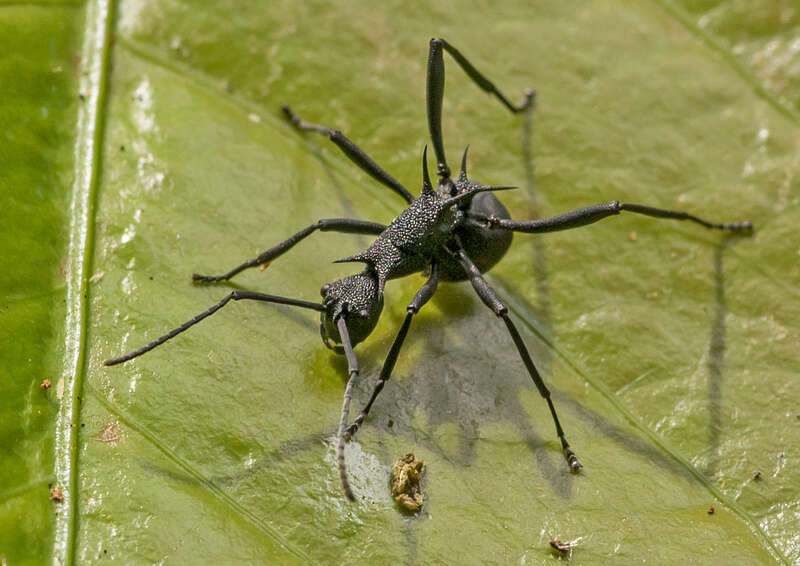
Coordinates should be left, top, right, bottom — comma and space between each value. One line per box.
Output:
97, 421, 122, 444
390, 452, 424, 511
50, 487, 64, 502
549, 536, 583, 557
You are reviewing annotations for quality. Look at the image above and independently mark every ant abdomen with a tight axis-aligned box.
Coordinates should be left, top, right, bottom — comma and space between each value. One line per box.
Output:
440, 191, 513, 281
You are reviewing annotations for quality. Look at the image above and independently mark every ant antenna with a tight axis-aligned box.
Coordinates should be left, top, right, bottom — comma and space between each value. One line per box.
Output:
335, 315, 359, 501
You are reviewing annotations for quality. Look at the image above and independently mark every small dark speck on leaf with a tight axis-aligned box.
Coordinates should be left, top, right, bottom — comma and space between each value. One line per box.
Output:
708, 506, 715, 515
753, 470, 761, 480
120, 145, 125, 151
387, 418, 394, 428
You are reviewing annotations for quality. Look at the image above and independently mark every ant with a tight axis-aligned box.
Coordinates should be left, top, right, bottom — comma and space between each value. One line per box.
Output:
106, 38, 752, 501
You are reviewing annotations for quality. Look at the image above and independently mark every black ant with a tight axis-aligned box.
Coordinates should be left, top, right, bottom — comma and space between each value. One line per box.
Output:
106, 38, 752, 501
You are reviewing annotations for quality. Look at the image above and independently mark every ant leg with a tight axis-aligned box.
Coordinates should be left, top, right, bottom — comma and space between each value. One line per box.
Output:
192, 218, 386, 283
104, 291, 323, 366
281, 105, 414, 204
427, 38, 535, 181
426, 39, 449, 180
345, 262, 440, 440
336, 316, 361, 501
454, 247, 582, 471
477, 200, 752, 234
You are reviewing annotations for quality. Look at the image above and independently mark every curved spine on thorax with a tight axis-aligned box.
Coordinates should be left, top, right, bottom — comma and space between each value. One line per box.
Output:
336, 192, 459, 289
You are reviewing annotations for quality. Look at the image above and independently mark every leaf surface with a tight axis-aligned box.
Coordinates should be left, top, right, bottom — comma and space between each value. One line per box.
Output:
3, 1, 798, 564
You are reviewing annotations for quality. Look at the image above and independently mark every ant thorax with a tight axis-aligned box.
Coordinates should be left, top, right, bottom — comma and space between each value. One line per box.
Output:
385, 191, 463, 252
334, 189, 467, 290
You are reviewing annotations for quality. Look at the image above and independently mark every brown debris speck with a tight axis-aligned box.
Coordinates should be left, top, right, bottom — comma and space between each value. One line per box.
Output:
390, 452, 424, 511
50, 488, 64, 502
708, 506, 715, 515
97, 421, 122, 444
40, 379, 52, 390
549, 537, 582, 556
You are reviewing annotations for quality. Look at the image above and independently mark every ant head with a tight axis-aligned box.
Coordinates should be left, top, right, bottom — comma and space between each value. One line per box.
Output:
319, 272, 384, 352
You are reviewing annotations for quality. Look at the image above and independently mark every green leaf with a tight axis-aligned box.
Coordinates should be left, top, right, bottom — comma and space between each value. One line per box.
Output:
3, 1, 798, 563
0, 3, 83, 563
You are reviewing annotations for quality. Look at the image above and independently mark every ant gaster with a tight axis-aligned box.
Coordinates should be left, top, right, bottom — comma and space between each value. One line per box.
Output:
106, 38, 752, 501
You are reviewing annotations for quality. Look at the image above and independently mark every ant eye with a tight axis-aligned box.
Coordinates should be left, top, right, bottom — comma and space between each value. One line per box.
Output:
320, 283, 331, 297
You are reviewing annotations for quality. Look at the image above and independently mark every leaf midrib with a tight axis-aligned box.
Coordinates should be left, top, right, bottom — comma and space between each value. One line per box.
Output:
53, 0, 112, 564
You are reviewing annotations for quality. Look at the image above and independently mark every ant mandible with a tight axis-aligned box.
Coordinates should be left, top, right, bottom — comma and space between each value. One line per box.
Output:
106, 38, 752, 501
